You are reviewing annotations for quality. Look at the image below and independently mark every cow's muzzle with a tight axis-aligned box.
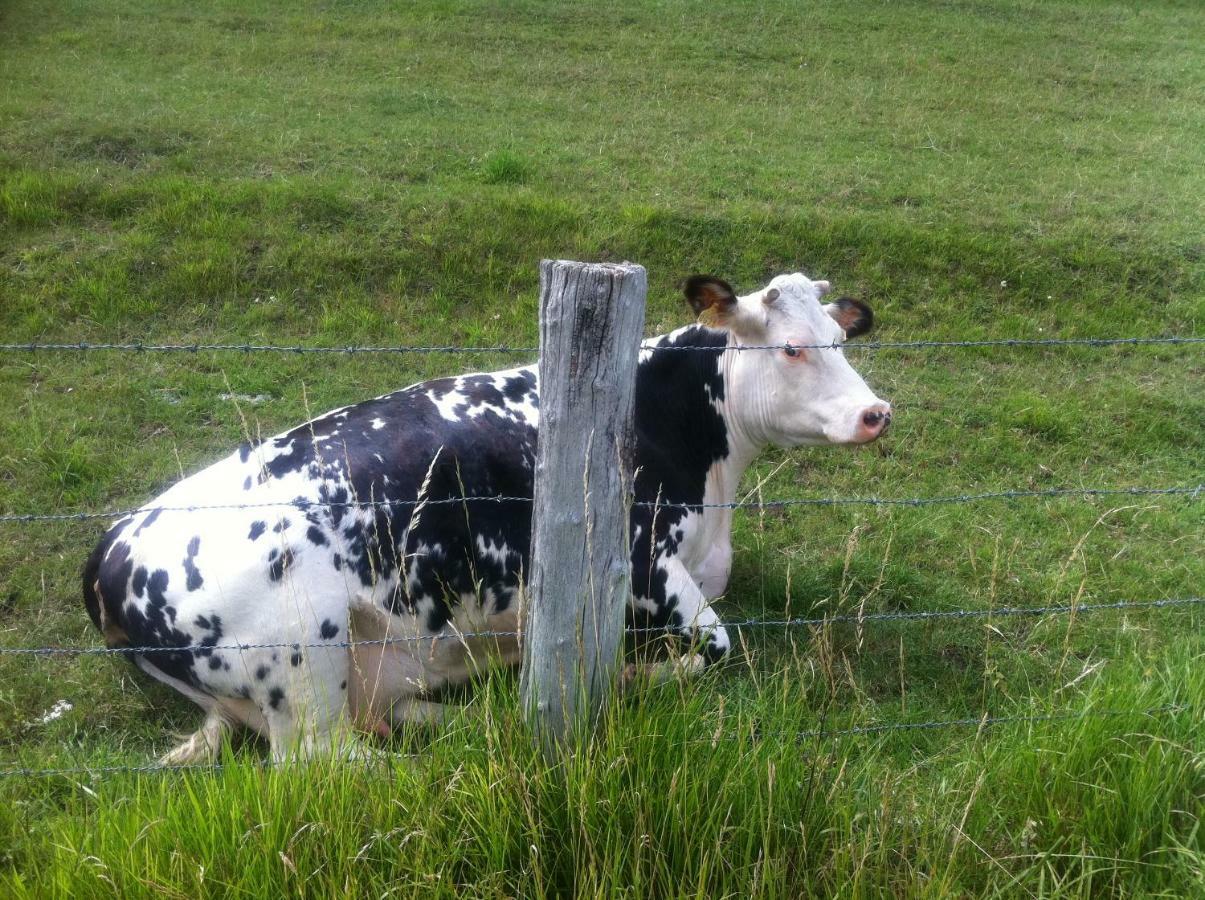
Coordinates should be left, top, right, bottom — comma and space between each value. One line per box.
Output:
857, 404, 893, 442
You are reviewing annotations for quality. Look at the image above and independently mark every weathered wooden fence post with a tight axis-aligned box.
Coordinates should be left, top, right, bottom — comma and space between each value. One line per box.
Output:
520, 259, 647, 755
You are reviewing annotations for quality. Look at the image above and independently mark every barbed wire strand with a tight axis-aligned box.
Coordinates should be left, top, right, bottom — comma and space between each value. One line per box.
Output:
0, 704, 1185, 780
3, 597, 1199, 657
705, 703, 1187, 744
1, 484, 1200, 524
1, 336, 1202, 357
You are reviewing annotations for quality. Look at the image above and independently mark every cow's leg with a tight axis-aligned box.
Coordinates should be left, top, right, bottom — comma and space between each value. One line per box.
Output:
259, 642, 363, 761
662, 556, 732, 664
386, 698, 470, 728
695, 538, 733, 600
159, 708, 231, 766
629, 556, 731, 685
131, 656, 238, 766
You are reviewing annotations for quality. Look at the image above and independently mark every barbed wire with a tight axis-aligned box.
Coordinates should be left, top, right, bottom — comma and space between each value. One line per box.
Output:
3, 597, 1199, 657
0, 704, 1185, 780
0, 336, 1202, 357
709, 703, 1187, 744
674, 485, 1203, 511
1, 484, 1199, 524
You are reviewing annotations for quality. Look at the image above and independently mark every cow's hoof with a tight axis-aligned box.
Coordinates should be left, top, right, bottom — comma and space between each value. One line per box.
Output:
621, 662, 641, 686
621, 654, 705, 689
676, 653, 706, 678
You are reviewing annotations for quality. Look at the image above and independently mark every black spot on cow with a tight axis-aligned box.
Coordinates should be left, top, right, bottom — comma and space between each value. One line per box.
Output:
306, 525, 328, 547
131, 566, 148, 598
147, 569, 170, 606
267, 548, 295, 581
133, 508, 162, 537
425, 376, 456, 400
243, 476, 252, 491
255, 665, 269, 680
272, 518, 291, 534
319, 619, 339, 640
290, 652, 302, 666
208, 656, 223, 671
332, 553, 343, 571
339, 680, 347, 690
459, 375, 505, 410
502, 370, 536, 403
268, 686, 285, 710
191, 614, 224, 660
264, 438, 314, 480
238, 441, 263, 463
701, 638, 727, 664
317, 484, 350, 527
425, 604, 451, 634
183, 536, 203, 591
341, 518, 390, 588
248, 520, 267, 541
195, 615, 211, 630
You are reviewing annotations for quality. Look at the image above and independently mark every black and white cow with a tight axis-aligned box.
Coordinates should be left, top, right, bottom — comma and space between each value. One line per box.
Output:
83, 272, 890, 762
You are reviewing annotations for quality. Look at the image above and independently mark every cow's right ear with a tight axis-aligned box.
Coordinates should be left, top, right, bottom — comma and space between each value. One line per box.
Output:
684, 275, 738, 326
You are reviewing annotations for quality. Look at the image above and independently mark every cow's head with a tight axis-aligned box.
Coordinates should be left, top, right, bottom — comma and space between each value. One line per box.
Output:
685, 272, 891, 447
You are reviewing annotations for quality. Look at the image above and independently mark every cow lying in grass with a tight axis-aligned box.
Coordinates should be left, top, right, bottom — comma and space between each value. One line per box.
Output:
83, 272, 891, 763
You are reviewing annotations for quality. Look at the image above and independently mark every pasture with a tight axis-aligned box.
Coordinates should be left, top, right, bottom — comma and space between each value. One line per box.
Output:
0, 0, 1202, 895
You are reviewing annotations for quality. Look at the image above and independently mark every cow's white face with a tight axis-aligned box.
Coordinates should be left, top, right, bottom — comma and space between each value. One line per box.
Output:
686, 272, 891, 447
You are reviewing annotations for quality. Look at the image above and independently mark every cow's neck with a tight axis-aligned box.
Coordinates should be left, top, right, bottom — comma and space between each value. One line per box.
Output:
705, 343, 770, 504
633, 326, 769, 515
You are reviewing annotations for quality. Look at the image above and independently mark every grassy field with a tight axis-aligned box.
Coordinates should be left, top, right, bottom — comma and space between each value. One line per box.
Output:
1, 0, 1202, 895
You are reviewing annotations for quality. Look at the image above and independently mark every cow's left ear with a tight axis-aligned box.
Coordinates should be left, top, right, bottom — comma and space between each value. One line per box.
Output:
824, 297, 874, 339
684, 275, 738, 326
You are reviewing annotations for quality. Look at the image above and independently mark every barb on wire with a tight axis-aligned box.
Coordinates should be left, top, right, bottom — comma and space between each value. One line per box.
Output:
0, 336, 1202, 356
3, 597, 1199, 657
0, 484, 1199, 524
0, 704, 1186, 780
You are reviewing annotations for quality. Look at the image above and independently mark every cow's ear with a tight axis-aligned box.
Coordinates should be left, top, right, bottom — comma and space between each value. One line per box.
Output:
824, 297, 874, 339
684, 275, 738, 325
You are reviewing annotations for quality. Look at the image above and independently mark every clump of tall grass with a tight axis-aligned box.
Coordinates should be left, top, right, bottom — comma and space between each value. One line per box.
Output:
2, 643, 1199, 897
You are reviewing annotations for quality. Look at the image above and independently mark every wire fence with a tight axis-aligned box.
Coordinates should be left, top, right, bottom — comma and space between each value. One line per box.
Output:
1, 483, 1200, 524
0, 704, 1187, 780
2, 597, 1200, 657
1, 336, 1203, 357
722, 703, 1188, 744
1, 329, 1200, 781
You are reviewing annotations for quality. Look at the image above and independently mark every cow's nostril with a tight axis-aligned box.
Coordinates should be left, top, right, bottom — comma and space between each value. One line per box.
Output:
861, 406, 892, 436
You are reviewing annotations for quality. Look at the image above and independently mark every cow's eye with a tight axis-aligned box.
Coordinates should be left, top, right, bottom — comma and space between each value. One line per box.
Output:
783, 344, 800, 358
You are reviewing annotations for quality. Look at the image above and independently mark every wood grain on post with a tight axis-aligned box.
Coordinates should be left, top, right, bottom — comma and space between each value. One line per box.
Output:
520, 259, 647, 754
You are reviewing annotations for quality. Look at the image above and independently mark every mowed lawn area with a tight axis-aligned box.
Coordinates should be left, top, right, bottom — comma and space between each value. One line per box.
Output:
1, 0, 1202, 895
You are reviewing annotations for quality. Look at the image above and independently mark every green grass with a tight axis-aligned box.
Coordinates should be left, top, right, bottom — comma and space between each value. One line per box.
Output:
0, 0, 1202, 895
